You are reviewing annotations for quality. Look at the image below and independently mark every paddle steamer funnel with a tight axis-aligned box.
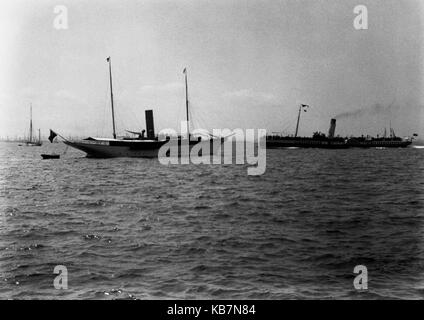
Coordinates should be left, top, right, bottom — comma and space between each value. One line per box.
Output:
145, 109, 155, 139
328, 118, 336, 138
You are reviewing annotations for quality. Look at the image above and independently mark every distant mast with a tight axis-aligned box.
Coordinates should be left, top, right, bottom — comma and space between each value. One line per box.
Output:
29, 104, 33, 143
183, 67, 189, 138
107, 57, 117, 139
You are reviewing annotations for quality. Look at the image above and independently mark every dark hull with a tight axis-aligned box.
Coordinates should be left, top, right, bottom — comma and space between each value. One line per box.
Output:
266, 137, 412, 149
266, 137, 349, 149
347, 140, 412, 148
41, 154, 60, 159
64, 138, 223, 158
24, 142, 42, 147
64, 140, 166, 158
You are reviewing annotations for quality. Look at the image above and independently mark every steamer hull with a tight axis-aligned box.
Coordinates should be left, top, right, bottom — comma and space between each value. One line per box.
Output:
266, 137, 349, 149
346, 139, 412, 148
266, 117, 413, 149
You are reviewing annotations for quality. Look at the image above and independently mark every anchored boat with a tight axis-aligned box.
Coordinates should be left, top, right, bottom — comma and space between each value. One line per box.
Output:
41, 154, 60, 159
61, 58, 223, 158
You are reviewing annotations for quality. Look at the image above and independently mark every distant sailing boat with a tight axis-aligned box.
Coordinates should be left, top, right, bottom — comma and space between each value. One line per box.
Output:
59, 57, 223, 158
25, 104, 42, 146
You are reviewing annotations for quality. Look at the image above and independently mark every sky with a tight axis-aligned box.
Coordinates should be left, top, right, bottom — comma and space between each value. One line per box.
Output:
0, 0, 423, 139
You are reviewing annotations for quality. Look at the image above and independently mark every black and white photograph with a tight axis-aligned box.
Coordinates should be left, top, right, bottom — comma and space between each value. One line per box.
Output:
0, 0, 423, 307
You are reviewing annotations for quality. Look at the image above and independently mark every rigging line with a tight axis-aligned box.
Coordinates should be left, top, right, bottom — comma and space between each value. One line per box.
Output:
121, 100, 141, 132
189, 101, 203, 130
190, 108, 196, 130
176, 83, 183, 133
276, 106, 297, 133
193, 102, 211, 133
281, 109, 296, 126
189, 106, 200, 133
280, 115, 298, 135
100, 87, 108, 137
176, 104, 181, 133
102, 89, 109, 137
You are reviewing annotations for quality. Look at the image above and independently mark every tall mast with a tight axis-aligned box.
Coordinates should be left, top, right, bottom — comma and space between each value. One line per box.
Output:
38, 129, 41, 143
107, 57, 117, 139
183, 68, 189, 138
29, 104, 33, 142
294, 104, 301, 138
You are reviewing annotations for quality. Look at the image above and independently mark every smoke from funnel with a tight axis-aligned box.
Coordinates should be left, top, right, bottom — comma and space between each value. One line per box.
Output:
334, 103, 399, 120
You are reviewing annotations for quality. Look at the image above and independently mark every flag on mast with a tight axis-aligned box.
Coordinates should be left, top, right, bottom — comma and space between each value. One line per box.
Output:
301, 104, 310, 112
48, 129, 57, 143
183, 67, 187, 74
107, 57, 110, 62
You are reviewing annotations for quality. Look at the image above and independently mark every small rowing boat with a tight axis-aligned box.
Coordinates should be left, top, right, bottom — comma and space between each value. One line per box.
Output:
41, 154, 60, 159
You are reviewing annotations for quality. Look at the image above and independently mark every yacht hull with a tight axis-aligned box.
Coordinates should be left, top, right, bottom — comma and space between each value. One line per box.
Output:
64, 138, 223, 158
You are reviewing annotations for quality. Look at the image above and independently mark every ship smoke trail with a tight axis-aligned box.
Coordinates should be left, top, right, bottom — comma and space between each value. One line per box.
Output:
334, 103, 399, 120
